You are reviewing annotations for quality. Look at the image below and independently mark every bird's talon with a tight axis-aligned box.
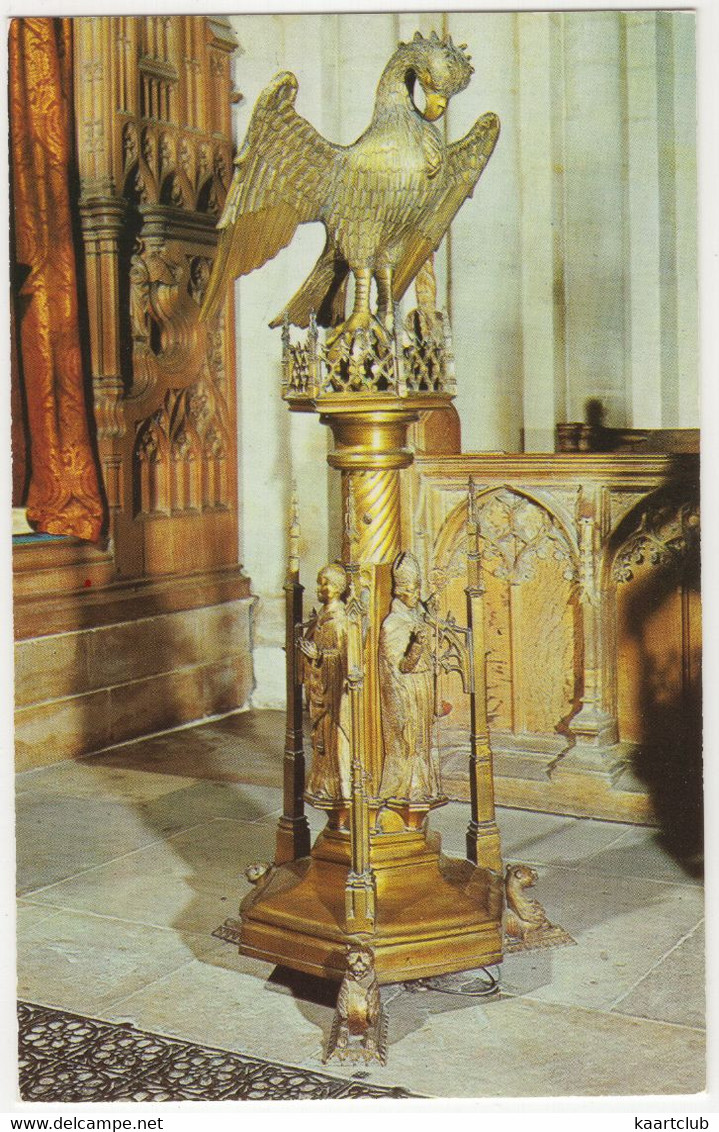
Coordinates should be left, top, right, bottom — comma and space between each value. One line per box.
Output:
326, 311, 390, 352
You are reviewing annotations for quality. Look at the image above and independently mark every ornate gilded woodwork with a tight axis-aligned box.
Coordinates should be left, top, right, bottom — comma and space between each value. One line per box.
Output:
404, 453, 700, 822
74, 16, 239, 576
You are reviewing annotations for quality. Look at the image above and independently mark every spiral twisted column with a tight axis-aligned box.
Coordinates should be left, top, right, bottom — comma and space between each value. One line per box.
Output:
341, 468, 401, 564
322, 405, 417, 565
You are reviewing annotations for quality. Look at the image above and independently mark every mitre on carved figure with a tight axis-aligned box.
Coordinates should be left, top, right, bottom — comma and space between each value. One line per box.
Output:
200, 31, 499, 344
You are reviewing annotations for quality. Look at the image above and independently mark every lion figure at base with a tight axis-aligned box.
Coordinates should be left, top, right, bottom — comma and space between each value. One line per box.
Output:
504, 863, 552, 941
326, 942, 386, 1065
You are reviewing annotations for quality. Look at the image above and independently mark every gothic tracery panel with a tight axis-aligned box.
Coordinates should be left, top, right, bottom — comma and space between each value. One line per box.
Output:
430, 489, 580, 756
74, 15, 240, 576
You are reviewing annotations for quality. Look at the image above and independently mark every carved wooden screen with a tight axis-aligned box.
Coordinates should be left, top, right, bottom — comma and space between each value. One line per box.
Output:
404, 453, 700, 821
612, 489, 701, 747
428, 487, 581, 785
74, 16, 239, 577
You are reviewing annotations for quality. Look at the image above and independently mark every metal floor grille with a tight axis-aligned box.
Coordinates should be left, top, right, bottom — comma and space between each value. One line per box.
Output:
17, 1001, 417, 1102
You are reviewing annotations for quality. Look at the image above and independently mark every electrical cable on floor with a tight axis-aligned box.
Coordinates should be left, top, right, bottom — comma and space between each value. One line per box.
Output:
401, 965, 501, 998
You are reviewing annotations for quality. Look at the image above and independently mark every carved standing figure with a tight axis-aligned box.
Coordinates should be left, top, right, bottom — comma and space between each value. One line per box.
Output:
379, 552, 440, 803
300, 564, 351, 804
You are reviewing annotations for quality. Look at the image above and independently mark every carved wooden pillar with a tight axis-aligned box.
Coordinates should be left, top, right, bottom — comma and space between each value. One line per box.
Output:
74, 15, 241, 580
555, 487, 621, 783
75, 19, 129, 507
465, 480, 502, 872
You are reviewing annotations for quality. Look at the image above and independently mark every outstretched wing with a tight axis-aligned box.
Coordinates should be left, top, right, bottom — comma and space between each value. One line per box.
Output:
392, 112, 500, 301
201, 72, 339, 321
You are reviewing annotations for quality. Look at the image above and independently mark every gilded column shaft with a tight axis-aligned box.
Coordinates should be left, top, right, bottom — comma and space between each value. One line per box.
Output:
276, 493, 311, 865
276, 572, 311, 865
344, 572, 375, 933
341, 469, 401, 565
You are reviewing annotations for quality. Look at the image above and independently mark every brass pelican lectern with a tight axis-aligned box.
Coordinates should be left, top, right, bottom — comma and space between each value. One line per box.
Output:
205, 30, 511, 1062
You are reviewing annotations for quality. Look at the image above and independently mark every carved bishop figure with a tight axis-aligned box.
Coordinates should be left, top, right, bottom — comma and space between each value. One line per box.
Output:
379, 552, 441, 803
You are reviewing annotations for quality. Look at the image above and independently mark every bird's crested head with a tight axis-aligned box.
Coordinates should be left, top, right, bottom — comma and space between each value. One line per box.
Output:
394, 30, 474, 121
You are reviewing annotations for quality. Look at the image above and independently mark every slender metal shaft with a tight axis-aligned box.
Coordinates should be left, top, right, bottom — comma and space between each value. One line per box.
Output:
275, 559, 311, 865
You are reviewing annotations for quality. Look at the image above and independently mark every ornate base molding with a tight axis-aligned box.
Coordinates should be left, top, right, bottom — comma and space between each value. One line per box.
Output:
234, 825, 503, 986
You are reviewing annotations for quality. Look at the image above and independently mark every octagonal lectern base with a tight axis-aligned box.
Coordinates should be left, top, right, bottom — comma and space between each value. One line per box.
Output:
235, 823, 504, 985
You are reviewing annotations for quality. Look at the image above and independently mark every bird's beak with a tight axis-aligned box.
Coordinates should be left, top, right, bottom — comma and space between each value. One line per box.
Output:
422, 90, 448, 121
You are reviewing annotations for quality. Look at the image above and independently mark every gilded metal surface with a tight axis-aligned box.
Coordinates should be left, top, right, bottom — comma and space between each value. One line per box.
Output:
344, 567, 376, 933
276, 490, 311, 865
222, 34, 507, 1010
281, 309, 457, 403
503, 864, 575, 954
325, 944, 387, 1065
300, 565, 352, 806
378, 552, 443, 805
201, 30, 499, 342
237, 823, 504, 984
342, 470, 401, 564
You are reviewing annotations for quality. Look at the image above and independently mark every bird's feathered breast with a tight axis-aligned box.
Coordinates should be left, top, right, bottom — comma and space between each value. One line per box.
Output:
324, 109, 445, 267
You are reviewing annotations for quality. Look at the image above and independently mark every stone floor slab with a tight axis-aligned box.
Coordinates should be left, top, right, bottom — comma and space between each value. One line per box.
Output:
103, 956, 328, 1072
579, 824, 703, 886
15, 759, 199, 802
17, 781, 281, 898
25, 817, 276, 939
88, 711, 286, 788
378, 993, 705, 1097
500, 865, 704, 1014
14, 709, 706, 1100
90, 954, 705, 1098
16, 794, 175, 896
612, 921, 706, 1030
17, 905, 218, 1017
499, 814, 636, 867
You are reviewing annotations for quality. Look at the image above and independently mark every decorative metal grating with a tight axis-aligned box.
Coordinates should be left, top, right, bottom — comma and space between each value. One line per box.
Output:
17, 1002, 417, 1102
281, 308, 457, 402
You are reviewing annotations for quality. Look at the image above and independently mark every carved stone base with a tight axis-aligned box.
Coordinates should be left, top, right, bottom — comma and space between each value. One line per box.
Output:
550, 739, 627, 786
235, 825, 503, 985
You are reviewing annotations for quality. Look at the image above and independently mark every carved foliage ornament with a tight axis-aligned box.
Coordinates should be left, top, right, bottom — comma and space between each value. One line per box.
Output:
129, 240, 219, 397
612, 496, 700, 583
474, 490, 576, 586
432, 489, 576, 593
